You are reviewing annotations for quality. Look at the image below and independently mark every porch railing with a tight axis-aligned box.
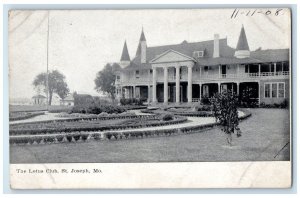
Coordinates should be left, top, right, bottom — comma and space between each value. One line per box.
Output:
201, 71, 289, 79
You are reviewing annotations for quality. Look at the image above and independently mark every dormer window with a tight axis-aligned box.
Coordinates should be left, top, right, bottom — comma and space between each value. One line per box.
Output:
193, 51, 204, 58
135, 70, 140, 79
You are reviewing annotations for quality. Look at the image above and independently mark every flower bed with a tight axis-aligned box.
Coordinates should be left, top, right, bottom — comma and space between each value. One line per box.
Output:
9, 109, 252, 145
10, 114, 157, 127
9, 112, 45, 121
10, 115, 188, 135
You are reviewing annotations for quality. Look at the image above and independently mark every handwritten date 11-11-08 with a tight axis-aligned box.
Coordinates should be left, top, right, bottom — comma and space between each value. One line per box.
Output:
231, 8, 284, 19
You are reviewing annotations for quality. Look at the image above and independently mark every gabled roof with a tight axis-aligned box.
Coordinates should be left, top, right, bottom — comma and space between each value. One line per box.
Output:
129, 38, 235, 69
120, 41, 130, 61
150, 49, 196, 63
236, 25, 250, 51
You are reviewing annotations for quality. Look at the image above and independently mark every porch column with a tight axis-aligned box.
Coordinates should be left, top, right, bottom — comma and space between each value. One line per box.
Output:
218, 82, 220, 93
147, 85, 151, 104
175, 65, 180, 104
219, 65, 221, 78
237, 82, 239, 95
164, 67, 168, 104
274, 62, 277, 75
188, 65, 193, 103
258, 64, 261, 77
199, 66, 202, 78
199, 83, 202, 100
258, 81, 261, 106
133, 86, 136, 98
152, 67, 157, 103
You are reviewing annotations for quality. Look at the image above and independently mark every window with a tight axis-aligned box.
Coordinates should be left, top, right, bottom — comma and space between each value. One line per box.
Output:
265, 82, 285, 98
135, 70, 140, 79
150, 69, 153, 74
278, 83, 285, 98
265, 84, 271, 98
204, 66, 208, 71
272, 83, 277, 98
193, 51, 204, 58
116, 75, 120, 81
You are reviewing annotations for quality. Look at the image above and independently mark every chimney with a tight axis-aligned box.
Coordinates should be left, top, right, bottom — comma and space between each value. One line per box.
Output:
213, 34, 220, 58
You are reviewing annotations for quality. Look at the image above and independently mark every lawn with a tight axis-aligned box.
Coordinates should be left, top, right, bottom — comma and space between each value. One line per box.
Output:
10, 108, 290, 163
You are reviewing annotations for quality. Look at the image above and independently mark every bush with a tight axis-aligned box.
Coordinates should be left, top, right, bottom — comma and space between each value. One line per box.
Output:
120, 98, 143, 106
161, 114, 174, 121
280, 99, 289, 108
71, 104, 125, 114
200, 95, 211, 105
194, 105, 211, 111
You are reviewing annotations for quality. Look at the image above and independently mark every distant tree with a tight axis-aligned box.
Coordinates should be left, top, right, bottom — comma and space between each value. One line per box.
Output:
94, 63, 116, 101
211, 91, 241, 146
33, 70, 69, 105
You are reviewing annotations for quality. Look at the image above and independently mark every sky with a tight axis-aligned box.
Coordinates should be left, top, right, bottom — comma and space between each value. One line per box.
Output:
9, 8, 291, 99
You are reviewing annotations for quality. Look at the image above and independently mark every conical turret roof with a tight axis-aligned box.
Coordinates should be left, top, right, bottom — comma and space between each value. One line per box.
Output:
236, 25, 249, 51
120, 41, 130, 61
136, 28, 147, 56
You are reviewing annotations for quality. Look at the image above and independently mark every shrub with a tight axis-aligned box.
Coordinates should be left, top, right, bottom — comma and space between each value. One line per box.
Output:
161, 114, 174, 121
72, 104, 125, 114
280, 99, 289, 108
200, 95, 211, 105
120, 98, 143, 106
194, 105, 211, 111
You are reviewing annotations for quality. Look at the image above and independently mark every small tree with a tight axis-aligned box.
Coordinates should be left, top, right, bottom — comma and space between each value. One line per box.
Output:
211, 91, 240, 146
94, 63, 116, 101
33, 70, 69, 105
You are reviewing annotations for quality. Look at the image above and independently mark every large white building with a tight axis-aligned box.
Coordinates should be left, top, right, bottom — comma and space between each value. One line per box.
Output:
113, 26, 290, 105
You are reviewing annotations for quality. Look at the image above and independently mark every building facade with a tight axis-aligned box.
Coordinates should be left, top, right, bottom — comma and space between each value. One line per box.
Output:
113, 26, 290, 105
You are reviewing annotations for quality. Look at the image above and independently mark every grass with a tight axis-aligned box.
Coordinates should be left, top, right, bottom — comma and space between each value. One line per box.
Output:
10, 108, 290, 163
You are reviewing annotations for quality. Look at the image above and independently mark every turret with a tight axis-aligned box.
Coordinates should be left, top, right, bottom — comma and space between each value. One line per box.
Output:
234, 25, 250, 59
136, 28, 147, 63
120, 40, 130, 68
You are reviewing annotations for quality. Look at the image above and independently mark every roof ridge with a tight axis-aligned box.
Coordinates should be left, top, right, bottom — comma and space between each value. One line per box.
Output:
147, 38, 227, 49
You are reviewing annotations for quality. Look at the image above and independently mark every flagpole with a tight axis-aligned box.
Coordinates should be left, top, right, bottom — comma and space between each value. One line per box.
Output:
46, 11, 50, 111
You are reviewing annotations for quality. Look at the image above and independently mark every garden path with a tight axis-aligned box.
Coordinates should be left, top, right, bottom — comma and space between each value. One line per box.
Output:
9, 112, 72, 124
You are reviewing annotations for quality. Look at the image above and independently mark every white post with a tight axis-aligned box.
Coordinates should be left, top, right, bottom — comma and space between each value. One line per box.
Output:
199, 66, 202, 78
258, 81, 260, 106
176, 65, 180, 104
274, 62, 277, 75
133, 86, 136, 98
152, 67, 157, 103
218, 82, 220, 93
258, 64, 261, 77
148, 85, 151, 104
188, 66, 193, 103
164, 67, 168, 104
237, 83, 239, 95
199, 83, 202, 101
